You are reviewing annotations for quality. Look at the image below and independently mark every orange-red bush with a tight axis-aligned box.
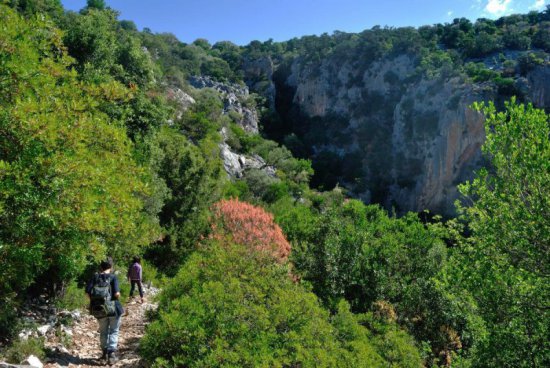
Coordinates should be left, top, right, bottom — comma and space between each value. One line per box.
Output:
210, 199, 291, 261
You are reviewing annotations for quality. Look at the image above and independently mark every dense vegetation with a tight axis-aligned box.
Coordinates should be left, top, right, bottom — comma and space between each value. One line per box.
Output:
0, 1, 548, 367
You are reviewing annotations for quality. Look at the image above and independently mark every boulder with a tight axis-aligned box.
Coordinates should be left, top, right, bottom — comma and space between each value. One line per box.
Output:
22, 355, 43, 368
189, 76, 259, 133
36, 325, 51, 336
219, 143, 276, 179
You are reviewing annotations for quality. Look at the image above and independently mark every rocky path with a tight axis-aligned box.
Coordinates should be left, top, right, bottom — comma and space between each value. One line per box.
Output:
44, 295, 157, 368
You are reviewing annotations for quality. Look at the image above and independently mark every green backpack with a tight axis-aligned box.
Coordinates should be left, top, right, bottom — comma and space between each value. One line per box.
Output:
89, 274, 116, 319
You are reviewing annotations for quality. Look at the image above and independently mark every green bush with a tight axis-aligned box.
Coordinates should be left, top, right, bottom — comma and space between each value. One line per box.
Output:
141, 259, 165, 287
465, 62, 499, 82
274, 197, 478, 365
140, 242, 420, 367
55, 281, 88, 311
517, 52, 545, 75
1, 337, 46, 364
222, 180, 250, 200
0, 298, 18, 341
0, 6, 158, 338
454, 100, 550, 367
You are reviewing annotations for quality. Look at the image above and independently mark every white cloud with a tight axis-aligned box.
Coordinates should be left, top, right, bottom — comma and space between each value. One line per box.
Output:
529, 0, 546, 10
485, 0, 512, 14
447, 10, 454, 16
471, 0, 483, 10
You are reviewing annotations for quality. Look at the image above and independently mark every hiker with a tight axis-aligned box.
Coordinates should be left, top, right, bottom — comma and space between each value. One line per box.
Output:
127, 256, 144, 303
86, 259, 123, 365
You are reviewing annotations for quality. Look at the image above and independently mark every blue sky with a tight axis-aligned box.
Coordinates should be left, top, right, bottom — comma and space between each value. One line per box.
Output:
60, 0, 549, 45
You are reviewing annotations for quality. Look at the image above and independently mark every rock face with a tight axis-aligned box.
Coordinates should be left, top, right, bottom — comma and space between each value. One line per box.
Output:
189, 76, 260, 133
166, 87, 196, 121
244, 52, 550, 215
219, 142, 276, 179
219, 128, 276, 179
389, 78, 488, 214
526, 66, 550, 107
242, 56, 276, 109
184, 78, 274, 180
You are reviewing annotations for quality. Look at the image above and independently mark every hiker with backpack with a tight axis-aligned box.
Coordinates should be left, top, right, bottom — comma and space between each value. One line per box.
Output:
127, 256, 144, 303
85, 259, 123, 365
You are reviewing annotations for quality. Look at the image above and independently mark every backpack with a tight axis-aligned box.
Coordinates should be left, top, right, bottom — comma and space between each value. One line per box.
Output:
89, 273, 116, 319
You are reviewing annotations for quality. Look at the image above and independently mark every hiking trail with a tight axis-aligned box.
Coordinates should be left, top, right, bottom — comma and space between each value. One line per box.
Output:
44, 291, 158, 368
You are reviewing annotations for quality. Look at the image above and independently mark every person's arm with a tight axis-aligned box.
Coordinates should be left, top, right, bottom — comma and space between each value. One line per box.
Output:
111, 275, 121, 299
85, 275, 95, 298
139, 264, 142, 281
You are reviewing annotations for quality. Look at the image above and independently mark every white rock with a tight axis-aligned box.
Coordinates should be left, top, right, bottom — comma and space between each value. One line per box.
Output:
0, 362, 28, 368
36, 325, 51, 336
22, 355, 43, 368
61, 325, 73, 336
71, 310, 81, 320
56, 345, 70, 354
18, 329, 34, 340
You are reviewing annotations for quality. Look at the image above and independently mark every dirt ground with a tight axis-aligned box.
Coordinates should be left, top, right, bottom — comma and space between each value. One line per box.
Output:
44, 296, 156, 368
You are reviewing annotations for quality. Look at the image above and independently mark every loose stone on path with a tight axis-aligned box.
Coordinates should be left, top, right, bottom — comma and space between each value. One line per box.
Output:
43, 286, 159, 368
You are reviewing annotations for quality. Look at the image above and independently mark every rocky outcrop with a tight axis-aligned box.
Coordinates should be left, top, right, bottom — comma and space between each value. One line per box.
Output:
247, 52, 534, 215
389, 78, 488, 214
242, 56, 276, 109
189, 76, 259, 133
166, 87, 196, 121
526, 66, 550, 108
0, 361, 40, 368
219, 128, 276, 179
220, 143, 276, 179
177, 77, 273, 181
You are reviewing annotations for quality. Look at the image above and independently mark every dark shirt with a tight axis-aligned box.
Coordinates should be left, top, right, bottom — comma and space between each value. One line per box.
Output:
127, 262, 142, 281
86, 272, 124, 317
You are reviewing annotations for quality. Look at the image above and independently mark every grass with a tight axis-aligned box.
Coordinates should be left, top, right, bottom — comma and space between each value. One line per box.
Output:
0, 337, 46, 364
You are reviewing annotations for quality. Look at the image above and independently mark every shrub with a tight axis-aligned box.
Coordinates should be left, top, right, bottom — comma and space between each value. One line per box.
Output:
454, 100, 550, 367
0, 6, 158, 337
210, 198, 291, 261
517, 52, 545, 75
140, 242, 420, 368
243, 168, 279, 200
55, 281, 88, 311
1, 337, 46, 364
140, 259, 164, 287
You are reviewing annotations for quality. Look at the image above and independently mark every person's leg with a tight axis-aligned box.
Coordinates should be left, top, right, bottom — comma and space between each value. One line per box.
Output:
137, 280, 144, 301
129, 280, 136, 297
107, 315, 122, 364
106, 315, 122, 353
97, 318, 109, 356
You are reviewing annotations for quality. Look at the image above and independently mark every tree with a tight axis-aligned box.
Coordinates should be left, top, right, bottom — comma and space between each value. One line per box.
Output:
0, 5, 158, 336
454, 99, 549, 367
141, 241, 422, 367
144, 127, 222, 273
63, 7, 119, 80
211, 199, 291, 261
274, 195, 480, 366
6, 0, 64, 19
85, 0, 106, 10
192, 38, 211, 51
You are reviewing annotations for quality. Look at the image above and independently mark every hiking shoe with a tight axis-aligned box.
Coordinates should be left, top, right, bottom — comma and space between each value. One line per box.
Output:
107, 352, 118, 365
99, 350, 107, 361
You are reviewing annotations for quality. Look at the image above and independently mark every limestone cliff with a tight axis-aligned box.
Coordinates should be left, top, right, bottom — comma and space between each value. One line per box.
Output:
245, 53, 550, 215
181, 77, 276, 180
189, 76, 260, 133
